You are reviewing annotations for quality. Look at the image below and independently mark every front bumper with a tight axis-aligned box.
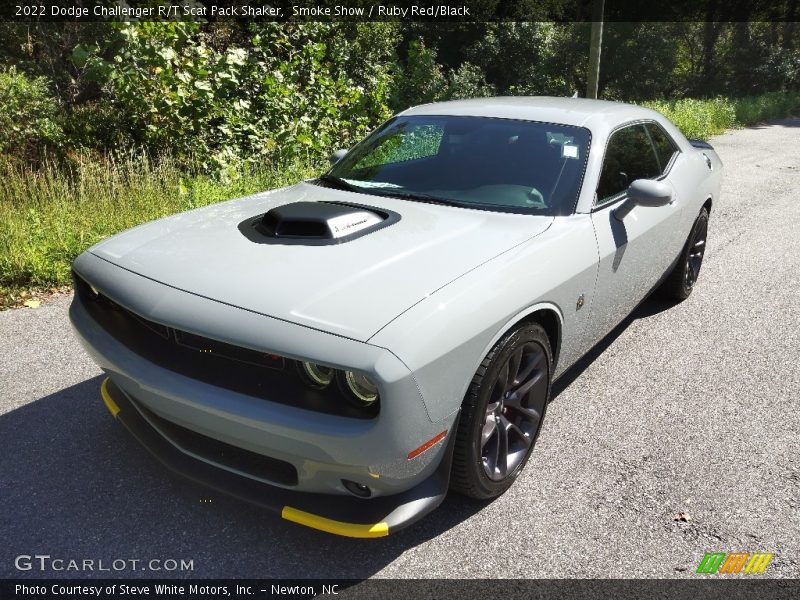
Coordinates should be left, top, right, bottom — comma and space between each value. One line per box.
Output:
71, 251, 457, 497
101, 377, 454, 537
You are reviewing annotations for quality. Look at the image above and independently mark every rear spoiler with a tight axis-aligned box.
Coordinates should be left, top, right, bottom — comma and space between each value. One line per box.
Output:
688, 139, 714, 150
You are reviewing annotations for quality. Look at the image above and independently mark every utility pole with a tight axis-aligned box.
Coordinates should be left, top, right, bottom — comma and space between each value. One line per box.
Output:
586, 0, 605, 99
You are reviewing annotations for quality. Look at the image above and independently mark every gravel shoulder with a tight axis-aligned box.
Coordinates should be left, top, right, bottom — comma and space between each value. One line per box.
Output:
1, 120, 798, 579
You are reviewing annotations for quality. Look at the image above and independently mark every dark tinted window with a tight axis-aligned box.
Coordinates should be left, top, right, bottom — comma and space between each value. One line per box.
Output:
647, 123, 678, 172
596, 124, 660, 202
327, 116, 591, 216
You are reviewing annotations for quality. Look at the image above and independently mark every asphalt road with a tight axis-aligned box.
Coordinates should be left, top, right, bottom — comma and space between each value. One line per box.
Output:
1, 120, 798, 580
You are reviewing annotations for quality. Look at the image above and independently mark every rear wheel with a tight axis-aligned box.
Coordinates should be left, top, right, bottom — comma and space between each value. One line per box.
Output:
661, 207, 709, 300
450, 323, 552, 499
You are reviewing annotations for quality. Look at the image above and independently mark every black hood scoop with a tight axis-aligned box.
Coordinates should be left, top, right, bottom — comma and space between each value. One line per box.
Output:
239, 201, 401, 246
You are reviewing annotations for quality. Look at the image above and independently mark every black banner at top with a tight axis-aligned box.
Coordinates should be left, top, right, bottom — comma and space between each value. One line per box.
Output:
2, 0, 800, 23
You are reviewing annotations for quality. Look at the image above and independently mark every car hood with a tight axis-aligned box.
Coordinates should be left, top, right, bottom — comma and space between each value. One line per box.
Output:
89, 182, 552, 341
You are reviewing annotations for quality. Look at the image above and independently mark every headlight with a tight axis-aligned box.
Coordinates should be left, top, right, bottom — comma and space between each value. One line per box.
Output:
338, 370, 380, 407
296, 361, 335, 389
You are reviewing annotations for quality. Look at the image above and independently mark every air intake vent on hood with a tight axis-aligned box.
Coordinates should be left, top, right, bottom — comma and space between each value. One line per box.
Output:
262, 201, 383, 239
239, 201, 400, 246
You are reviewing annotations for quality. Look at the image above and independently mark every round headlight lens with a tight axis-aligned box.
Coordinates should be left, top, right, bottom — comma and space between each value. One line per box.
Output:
340, 371, 379, 406
297, 361, 335, 389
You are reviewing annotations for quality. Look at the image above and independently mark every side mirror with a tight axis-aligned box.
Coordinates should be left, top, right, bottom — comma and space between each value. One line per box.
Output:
614, 179, 673, 220
329, 149, 348, 165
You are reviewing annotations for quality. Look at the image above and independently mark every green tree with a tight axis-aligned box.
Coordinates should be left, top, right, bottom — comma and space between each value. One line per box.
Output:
0, 67, 64, 163
75, 22, 397, 170
390, 40, 447, 110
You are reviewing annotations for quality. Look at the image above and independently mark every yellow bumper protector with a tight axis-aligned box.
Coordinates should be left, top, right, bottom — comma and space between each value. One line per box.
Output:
281, 506, 389, 538
100, 377, 121, 418
101, 377, 388, 537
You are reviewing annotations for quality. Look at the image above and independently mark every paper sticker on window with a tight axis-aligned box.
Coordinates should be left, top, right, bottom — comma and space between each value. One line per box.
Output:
562, 144, 579, 159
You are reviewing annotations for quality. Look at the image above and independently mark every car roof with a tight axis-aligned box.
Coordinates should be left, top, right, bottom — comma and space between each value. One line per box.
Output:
400, 96, 658, 129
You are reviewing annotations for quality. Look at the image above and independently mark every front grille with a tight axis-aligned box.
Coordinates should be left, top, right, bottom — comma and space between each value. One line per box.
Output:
73, 272, 378, 419
134, 398, 298, 486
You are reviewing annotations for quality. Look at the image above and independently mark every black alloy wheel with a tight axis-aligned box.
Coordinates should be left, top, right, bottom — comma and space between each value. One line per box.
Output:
684, 215, 708, 290
661, 207, 710, 300
451, 322, 552, 499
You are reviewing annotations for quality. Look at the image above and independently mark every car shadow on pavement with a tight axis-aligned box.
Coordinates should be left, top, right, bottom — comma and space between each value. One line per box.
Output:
0, 375, 487, 579
551, 296, 679, 400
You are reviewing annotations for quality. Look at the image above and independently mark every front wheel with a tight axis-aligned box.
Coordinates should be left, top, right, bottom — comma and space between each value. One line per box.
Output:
660, 207, 709, 300
450, 323, 552, 499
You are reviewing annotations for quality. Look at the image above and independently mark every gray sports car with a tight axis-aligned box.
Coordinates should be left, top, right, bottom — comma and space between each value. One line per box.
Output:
70, 97, 722, 537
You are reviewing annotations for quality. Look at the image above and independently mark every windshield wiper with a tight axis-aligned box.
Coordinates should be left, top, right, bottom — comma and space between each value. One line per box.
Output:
317, 174, 362, 193
319, 176, 463, 208
372, 189, 464, 208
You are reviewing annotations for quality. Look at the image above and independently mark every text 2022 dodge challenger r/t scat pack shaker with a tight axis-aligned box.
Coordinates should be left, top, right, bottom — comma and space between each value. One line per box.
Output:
70, 97, 722, 537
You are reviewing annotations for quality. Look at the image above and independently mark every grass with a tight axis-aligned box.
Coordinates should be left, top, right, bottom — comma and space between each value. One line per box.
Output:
642, 91, 800, 140
1, 90, 799, 306
0, 152, 322, 305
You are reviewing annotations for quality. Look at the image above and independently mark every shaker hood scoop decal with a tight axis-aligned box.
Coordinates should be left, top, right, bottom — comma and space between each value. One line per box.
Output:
238, 201, 401, 246
327, 211, 383, 238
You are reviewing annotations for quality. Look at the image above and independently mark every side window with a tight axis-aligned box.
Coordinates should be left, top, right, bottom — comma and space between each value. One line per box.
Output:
596, 124, 660, 203
646, 123, 679, 173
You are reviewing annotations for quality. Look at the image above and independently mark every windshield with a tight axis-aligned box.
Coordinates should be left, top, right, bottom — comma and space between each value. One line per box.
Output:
324, 115, 591, 216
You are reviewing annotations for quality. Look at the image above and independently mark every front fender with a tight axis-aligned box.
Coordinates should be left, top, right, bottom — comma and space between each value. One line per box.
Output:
369, 215, 599, 422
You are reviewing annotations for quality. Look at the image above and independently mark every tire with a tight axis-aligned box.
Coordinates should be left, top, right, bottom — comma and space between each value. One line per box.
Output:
660, 207, 709, 301
450, 322, 552, 499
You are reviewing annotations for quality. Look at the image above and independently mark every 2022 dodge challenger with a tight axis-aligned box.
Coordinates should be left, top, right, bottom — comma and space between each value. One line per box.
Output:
70, 97, 722, 537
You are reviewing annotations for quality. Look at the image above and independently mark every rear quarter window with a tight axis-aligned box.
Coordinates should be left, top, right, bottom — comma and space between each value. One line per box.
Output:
646, 123, 679, 172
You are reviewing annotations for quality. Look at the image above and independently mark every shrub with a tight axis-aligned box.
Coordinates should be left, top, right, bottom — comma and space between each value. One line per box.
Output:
642, 97, 737, 140
731, 91, 800, 125
0, 67, 64, 162
446, 62, 496, 100
75, 22, 395, 172
390, 40, 447, 110
643, 92, 800, 140
390, 41, 495, 110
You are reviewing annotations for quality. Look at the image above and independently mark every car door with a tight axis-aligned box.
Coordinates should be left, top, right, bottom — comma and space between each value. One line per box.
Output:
586, 122, 683, 344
